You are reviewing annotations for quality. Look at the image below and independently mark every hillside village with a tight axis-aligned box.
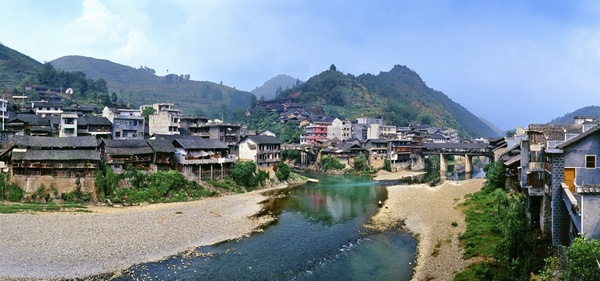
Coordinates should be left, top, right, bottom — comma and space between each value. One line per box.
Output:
5, 84, 600, 258
0, 85, 475, 196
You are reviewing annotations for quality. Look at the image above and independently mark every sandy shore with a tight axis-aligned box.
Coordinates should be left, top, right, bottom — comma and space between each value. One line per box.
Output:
372, 170, 426, 181
0, 186, 287, 280
367, 178, 485, 281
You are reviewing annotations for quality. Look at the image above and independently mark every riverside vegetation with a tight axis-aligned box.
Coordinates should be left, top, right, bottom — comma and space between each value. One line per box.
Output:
455, 162, 600, 281
0, 161, 292, 213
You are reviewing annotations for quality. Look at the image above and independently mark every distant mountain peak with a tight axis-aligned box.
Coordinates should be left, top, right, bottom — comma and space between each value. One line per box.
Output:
251, 74, 300, 100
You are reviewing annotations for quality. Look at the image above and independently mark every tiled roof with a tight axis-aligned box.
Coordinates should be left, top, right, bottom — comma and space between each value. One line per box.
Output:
174, 138, 228, 149
147, 139, 175, 153
242, 135, 282, 145
12, 136, 99, 148
12, 149, 100, 161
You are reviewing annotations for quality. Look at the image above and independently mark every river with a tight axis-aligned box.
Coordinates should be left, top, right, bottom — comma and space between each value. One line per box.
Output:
111, 174, 417, 281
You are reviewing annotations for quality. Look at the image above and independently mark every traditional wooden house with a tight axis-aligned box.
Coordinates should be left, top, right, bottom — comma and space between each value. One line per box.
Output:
77, 115, 112, 138
172, 136, 234, 181
9, 135, 100, 177
147, 139, 175, 171
6, 114, 55, 136
321, 140, 366, 167
100, 139, 154, 172
238, 135, 282, 168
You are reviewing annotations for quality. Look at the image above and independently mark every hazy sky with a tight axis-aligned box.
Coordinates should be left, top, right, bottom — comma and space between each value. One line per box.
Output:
1, 0, 600, 130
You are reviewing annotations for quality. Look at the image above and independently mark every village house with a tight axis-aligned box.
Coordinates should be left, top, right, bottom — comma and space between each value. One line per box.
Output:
327, 118, 352, 141
170, 136, 234, 181
364, 138, 388, 169
146, 139, 176, 172
102, 106, 145, 139
551, 123, 600, 245
520, 123, 583, 235
100, 139, 154, 173
6, 114, 56, 137
145, 103, 181, 136
388, 138, 413, 171
238, 135, 282, 168
321, 139, 366, 167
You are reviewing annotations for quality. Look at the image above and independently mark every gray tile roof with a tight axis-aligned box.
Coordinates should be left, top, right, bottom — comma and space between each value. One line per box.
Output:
242, 135, 282, 145
78, 116, 112, 126
12, 136, 99, 148
174, 138, 228, 149
12, 149, 100, 161
147, 139, 175, 153
557, 124, 600, 149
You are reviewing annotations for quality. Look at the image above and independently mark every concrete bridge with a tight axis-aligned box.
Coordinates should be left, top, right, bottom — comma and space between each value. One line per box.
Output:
421, 142, 493, 179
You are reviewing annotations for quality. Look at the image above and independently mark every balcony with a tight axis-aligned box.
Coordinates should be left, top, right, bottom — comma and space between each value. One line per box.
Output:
528, 162, 545, 172
526, 185, 545, 196
176, 155, 235, 165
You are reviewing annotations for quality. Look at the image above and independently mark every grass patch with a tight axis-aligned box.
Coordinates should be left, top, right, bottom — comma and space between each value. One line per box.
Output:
458, 191, 503, 259
0, 202, 89, 213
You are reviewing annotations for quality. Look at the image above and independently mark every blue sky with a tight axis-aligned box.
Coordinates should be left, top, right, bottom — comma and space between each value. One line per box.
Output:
1, 0, 600, 130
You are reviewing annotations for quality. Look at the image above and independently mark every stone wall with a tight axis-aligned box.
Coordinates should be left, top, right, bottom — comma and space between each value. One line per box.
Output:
11, 175, 96, 195
550, 153, 570, 246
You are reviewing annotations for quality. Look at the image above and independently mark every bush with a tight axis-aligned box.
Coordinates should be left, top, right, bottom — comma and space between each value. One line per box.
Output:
6, 183, 24, 202
321, 155, 345, 172
232, 161, 258, 187
566, 236, 600, 280
275, 162, 290, 181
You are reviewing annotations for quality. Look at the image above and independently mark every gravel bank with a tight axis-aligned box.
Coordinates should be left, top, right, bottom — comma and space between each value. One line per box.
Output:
367, 179, 485, 281
0, 188, 283, 280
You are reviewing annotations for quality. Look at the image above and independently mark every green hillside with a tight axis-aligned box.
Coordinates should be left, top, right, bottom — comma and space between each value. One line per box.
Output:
549, 105, 600, 124
278, 64, 498, 138
50, 56, 253, 118
0, 43, 42, 90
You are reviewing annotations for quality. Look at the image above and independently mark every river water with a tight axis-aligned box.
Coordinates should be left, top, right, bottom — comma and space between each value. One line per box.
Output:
112, 174, 417, 281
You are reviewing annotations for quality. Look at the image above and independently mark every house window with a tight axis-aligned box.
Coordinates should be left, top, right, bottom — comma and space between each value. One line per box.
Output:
586, 155, 596, 169
64, 128, 75, 134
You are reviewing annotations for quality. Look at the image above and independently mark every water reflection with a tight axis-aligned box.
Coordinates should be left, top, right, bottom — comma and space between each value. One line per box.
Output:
106, 174, 415, 281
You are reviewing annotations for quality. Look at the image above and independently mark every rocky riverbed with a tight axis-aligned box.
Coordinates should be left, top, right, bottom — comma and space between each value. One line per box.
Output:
0, 186, 285, 280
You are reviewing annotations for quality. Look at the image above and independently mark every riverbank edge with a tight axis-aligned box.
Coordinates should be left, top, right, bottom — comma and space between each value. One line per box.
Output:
0, 180, 304, 281
366, 178, 485, 281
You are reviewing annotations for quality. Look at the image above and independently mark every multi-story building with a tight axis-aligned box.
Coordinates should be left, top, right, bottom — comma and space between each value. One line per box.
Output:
301, 120, 330, 145
145, 103, 181, 136
327, 118, 351, 141
59, 113, 78, 137
238, 135, 282, 168
102, 107, 145, 139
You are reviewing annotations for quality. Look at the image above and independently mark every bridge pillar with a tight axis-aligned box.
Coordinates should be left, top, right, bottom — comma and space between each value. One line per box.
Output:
440, 154, 447, 180
465, 154, 472, 173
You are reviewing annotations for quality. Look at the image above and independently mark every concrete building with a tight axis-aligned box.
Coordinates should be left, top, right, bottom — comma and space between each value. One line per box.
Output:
102, 107, 145, 139
145, 103, 181, 136
327, 118, 351, 141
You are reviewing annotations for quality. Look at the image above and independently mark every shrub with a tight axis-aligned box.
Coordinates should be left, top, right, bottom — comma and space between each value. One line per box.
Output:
321, 155, 345, 172
275, 162, 290, 181
232, 161, 257, 187
6, 183, 24, 202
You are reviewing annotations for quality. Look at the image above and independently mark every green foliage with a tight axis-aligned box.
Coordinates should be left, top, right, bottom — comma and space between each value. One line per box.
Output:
232, 161, 257, 187
275, 162, 291, 181
49, 56, 253, 120
354, 152, 370, 173
207, 178, 244, 193
483, 162, 506, 193
383, 159, 392, 172
0, 174, 6, 200
0, 202, 89, 213
457, 165, 535, 281
566, 236, 600, 280
321, 155, 345, 172
6, 183, 24, 202
142, 106, 156, 122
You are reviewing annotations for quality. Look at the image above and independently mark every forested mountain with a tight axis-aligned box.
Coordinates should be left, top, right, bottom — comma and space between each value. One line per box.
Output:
276, 64, 498, 138
251, 74, 300, 100
549, 105, 600, 124
50, 56, 253, 118
0, 43, 42, 89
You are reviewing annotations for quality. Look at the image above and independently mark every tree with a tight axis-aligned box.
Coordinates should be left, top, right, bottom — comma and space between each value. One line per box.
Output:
111, 92, 118, 103
330, 64, 337, 71
275, 162, 290, 181
232, 161, 257, 187
142, 107, 156, 122
566, 236, 600, 280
